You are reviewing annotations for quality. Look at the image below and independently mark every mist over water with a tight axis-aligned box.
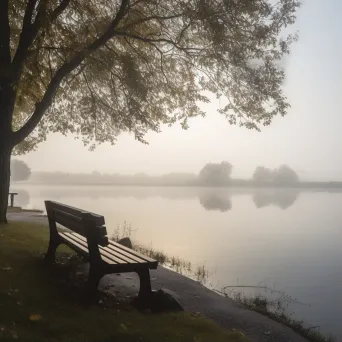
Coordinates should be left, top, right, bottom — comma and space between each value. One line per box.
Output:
12, 184, 342, 338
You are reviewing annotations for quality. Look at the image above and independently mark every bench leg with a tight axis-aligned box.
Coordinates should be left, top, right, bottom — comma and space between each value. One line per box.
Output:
44, 239, 61, 264
137, 268, 152, 298
86, 266, 104, 300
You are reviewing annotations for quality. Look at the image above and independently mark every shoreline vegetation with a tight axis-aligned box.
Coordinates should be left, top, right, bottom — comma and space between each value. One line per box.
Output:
219, 288, 336, 342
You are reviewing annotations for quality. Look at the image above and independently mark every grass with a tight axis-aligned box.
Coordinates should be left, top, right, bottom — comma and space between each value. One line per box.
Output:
223, 289, 336, 342
0, 221, 247, 342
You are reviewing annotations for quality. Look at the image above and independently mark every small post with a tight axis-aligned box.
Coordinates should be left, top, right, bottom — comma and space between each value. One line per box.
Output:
8, 193, 18, 208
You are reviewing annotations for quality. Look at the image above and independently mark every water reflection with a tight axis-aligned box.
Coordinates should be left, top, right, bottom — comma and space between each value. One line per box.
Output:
252, 189, 298, 209
198, 192, 232, 212
12, 185, 305, 212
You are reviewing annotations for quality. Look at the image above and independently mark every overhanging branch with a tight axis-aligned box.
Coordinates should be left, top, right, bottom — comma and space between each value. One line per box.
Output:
50, 0, 71, 22
12, 0, 71, 83
12, 0, 130, 145
113, 31, 203, 54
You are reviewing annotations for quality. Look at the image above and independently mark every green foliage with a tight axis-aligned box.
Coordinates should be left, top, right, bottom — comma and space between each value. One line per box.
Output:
5, 0, 300, 154
0, 221, 246, 342
10, 159, 31, 181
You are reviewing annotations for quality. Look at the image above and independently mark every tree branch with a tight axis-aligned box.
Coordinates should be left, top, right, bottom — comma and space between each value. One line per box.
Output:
13, 0, 130, 145
50, 0, 71, 22
21, 0, 38, 34
12, 0, 71, 83
113, 31, 202, 54
0, 0, 11, 72
121, 13, 184, 30
12, 0, 41, 80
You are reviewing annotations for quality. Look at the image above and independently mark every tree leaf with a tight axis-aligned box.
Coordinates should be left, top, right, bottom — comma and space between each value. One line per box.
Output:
29, 314, 42, 322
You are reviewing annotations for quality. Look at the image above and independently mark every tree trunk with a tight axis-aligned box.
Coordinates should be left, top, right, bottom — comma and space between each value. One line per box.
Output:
0, 142, 11, 224
0, 83, 15, 224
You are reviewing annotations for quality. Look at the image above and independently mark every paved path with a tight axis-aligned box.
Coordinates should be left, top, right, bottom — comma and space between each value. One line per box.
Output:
9, 212, 309, 342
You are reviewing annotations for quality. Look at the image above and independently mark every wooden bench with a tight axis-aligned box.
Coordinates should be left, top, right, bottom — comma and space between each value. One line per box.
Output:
44, 200, 158, 298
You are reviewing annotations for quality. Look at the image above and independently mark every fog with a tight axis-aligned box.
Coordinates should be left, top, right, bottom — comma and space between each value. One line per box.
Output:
18, 0, 342, 181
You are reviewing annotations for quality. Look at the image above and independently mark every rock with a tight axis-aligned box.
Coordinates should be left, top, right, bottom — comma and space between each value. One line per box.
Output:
117, 237, 133, 249
133, 289, 183, 312
150, 289, 184, 313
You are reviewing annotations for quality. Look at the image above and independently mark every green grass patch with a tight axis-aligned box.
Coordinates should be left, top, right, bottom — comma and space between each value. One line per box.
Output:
0, 221, 247, 342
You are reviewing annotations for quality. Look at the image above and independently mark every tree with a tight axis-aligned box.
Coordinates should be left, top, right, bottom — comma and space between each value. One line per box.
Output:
10, 159, 31, 182
252, 165, 299, 186
252, 166, 274, 184
273, 165, 299, 185
0, 0, 300, 222
199, 191, 232, 212
199, 161, 232, 186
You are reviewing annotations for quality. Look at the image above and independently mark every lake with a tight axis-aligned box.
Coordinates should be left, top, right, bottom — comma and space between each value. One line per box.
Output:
11, 184, 342, 339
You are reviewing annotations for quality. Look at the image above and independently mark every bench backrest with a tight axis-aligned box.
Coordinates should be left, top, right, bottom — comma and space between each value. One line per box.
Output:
45, 200, 108, 246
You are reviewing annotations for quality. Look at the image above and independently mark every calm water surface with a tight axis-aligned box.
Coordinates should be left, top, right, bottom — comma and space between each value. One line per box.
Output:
11, 185, 342, 338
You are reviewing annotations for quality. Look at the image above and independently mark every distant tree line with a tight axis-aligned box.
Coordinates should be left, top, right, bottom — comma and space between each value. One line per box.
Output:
198, 162, 299, 186
17, 160, 342, 189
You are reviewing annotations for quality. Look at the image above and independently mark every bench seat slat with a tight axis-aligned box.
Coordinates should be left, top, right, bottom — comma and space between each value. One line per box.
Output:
60, 233, 118, 265
62, 232, 131, 265
104, 244, 148, 264
60, 232, 88, 255
60, 233, 117, 265
109, 240, 157, 264
70, 232, 149, 264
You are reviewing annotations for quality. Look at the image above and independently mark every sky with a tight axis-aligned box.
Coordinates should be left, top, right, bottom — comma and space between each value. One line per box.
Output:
19, 0, 342, 181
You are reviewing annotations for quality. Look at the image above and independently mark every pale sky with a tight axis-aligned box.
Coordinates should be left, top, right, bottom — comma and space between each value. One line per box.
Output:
19, 0, 342, 181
